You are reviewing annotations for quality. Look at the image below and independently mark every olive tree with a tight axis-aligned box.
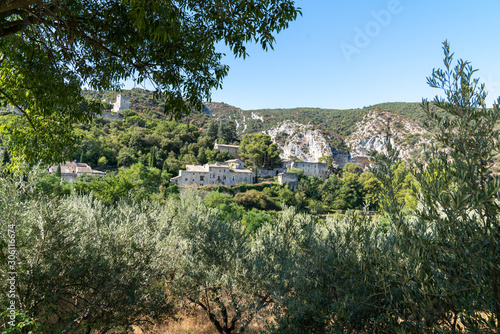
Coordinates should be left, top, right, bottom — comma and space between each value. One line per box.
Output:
263, 42, 500, 333
0, 167, 173, 333
413, 41, 500, 332
157, 193, 276, 334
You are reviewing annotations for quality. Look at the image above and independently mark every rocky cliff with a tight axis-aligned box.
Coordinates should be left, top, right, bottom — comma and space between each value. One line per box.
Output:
345, 109, 430, 164
263, 121, 333, 162
204, 102, 432, 168
260, 109, 430, 167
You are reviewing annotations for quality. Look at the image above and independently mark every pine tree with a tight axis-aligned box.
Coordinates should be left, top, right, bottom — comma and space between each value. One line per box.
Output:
217, 120, 226, 144
149, 146, 157, 168
1, 149, 10, 165
217, 120, 238, 144
206, 120, 218, 140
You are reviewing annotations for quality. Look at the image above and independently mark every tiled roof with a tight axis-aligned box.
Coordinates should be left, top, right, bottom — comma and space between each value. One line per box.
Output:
208, 164, 229, 168
76, 166, 93, 173
231, 169, 252, 173
186, 165, 208, 172
49, 161, 105, 176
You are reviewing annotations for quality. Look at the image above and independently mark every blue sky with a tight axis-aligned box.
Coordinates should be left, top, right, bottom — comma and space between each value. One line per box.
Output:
128, 0, 500, 110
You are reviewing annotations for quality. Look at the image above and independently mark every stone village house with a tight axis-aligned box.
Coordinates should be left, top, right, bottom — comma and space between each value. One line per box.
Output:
170, 159, 254, 187
48, 161, 105, 182
288, 161, 328, 180
170, 141, 329, 189
214, 140, 240, 159
277, 172, 299, 190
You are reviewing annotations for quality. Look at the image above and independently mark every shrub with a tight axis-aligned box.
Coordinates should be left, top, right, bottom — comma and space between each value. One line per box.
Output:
234, 189, 276, 210
0, 169, 173, 333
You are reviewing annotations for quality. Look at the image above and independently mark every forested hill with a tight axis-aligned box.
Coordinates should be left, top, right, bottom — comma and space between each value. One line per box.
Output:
206, 101, 439, 144
82, 88, 167, 115
82, 88, 438, 142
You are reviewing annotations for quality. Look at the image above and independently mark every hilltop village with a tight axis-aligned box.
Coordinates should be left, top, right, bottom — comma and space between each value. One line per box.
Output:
33, 90, 432, 214
47, 94, 331, 191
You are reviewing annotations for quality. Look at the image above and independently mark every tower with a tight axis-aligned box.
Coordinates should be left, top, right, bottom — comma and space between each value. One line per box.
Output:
112, 94, 130, 112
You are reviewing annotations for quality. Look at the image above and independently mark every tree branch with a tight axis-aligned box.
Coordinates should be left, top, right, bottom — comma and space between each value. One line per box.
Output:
0, 18, 28, 37
0, 88, 36, 132
0, 0, 40, 14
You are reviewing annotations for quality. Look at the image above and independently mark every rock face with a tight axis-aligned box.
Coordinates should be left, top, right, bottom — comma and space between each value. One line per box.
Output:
251, 112, 264, 122
345, 109, 430, 164
263, 110, 431, 168
99, 112, 124, 120
264, 121, 333, 162
205, 102, 432, 169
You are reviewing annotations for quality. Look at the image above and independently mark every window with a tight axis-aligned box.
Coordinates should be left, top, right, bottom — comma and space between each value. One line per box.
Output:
184, 178, 188, 181
200, 175, 205, 181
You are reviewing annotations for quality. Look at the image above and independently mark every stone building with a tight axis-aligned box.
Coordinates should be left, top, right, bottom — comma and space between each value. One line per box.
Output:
256, 166, 286, 178
289, 161, 328, 180
112, 94, 130, 112
277, 172, 299, 190
48, 161, 105, 183
214, 140, 240, 159
170, 159, 253, 188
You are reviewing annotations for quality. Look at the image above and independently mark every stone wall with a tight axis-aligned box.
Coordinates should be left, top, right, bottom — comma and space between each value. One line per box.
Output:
278, 172, 299, 190
171, 161, 253, 187
214, 142, 240, 159
112, 95, 130, 112
290, 161, 328, 180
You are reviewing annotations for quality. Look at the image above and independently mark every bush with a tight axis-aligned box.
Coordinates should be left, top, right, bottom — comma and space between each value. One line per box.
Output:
125, 115, 146, 127
203, 191, 233, 209
0, 169, 173, 333
241, 209, 271, 234
119, 109, 137, 118
234, 189, 276, 210
36, 172, 72, 196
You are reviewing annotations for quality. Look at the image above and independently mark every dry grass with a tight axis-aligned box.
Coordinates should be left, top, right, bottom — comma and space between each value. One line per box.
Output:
132, 307, 272, 334
133, 310, 216, 334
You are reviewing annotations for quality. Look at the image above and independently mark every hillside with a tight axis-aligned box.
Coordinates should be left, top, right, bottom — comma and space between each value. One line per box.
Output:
78, 89, 452, 168
82, 88, 167, 115
203, 101, 440, 166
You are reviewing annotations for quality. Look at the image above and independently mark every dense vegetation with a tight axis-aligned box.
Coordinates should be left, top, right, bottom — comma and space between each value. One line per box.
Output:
0, 0, 300, 165
2, 101, 414, 213
82, 88, 168, 115
1, 44, 499, 334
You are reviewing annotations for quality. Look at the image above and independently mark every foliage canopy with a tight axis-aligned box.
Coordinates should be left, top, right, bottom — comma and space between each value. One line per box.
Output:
238, 133, 281, 170
0, 0, 300, 164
